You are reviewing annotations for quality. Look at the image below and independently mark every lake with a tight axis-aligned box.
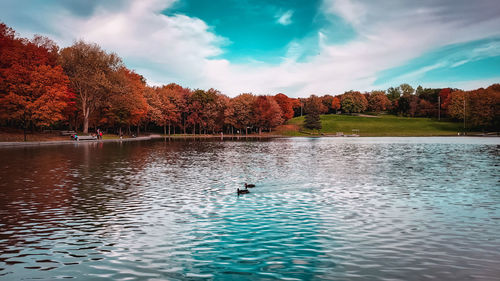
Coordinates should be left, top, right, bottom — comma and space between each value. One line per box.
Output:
0, 137, 499, 280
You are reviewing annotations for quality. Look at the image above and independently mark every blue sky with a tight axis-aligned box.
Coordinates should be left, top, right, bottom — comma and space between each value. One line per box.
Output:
0, 0, 499, 97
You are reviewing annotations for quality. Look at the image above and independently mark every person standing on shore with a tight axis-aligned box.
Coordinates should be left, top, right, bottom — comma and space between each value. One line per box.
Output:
99, 131, 103, 140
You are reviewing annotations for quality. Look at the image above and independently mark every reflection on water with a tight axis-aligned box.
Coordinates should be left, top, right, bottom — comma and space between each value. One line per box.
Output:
0, 137, 499, 280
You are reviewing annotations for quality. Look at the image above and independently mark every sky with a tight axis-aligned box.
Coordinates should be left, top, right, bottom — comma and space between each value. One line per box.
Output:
0, 0, 499, 97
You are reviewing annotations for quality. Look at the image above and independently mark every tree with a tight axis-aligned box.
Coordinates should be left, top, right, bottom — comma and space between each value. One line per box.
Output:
399, 83, 414, 95
320, 95, 334, 114
0, 24, 73, 140
331, 96, 341, 113
467, 87, 499, 129
416, 99, 435, 117
252, 95, 283, 134
368, 90, 391, 113
292, 98, 304, 117
304, 95, 322, 130
447, 90, 466, 121
386, 87, 401, 101
439, 88, 452, 116
447, 86, 500, 129
60, 41, 122, 134
340, 91, 368, 113
103, 67, 148, 136
397, 93, 420, 116
231, 93, 256, 134
273, 93, 294, 121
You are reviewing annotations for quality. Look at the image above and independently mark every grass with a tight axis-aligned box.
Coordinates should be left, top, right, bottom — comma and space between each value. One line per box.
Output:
283, 114, 466, 136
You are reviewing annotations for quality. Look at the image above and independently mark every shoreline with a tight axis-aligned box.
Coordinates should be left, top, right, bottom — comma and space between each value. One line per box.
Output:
1, 133, 498, 148
0, 134, 285, 147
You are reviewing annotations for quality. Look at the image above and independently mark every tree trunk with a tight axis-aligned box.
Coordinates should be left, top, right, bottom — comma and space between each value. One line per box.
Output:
83, 105, 90, 134
259, 127, 262, 135
23, 117, 27, 142
137, 125, 139, 136
119, 127, 122, 137
163, 124, 166, 135
168, 122, 171, 135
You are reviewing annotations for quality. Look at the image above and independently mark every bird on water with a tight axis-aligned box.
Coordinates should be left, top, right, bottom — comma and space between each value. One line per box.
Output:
237, 188, 250, 195
245, 183, 256, 188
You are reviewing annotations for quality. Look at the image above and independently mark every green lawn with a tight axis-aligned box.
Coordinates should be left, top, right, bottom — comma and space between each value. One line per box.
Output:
284, 114, 465, 136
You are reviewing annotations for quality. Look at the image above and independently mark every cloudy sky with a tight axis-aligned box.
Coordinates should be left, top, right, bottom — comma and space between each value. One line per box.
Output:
1, 0, 499, 97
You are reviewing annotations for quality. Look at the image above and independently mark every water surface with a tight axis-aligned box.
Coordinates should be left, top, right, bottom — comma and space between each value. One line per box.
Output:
1, 137, 499, 280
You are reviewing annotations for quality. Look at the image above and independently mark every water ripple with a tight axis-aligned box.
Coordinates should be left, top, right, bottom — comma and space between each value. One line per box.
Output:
0, 137, 499, 280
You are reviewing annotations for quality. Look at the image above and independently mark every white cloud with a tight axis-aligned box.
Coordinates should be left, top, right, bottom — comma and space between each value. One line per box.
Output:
1, 0, 499, 97
276, 10, 294, 26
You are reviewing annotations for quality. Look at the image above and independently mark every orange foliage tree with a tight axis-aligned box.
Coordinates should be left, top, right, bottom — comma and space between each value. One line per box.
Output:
273, 93, 294, 121
0, 23, 73, 140
252, 96, 283, 134
368, 90, 391, 113
60, 41, 122, 134
331, 96, 341, 113
103, 68, 148, 136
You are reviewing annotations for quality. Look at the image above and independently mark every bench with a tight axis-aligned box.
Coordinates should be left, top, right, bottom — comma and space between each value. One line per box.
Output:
61, 130, 76, 136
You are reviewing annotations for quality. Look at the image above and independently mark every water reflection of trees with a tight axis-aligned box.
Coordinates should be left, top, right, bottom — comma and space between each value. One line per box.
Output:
0, 142, 154, 271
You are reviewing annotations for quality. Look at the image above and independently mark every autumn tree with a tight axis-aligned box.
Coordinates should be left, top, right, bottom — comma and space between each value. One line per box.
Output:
60, 41, 122, 134
340, 91, 368, 114
231, 93, 256, 134
148, 85, 182, 135
368, 90, 391, 113
103, 67, 148, 136
304, 95, 322, 130
331, 96, 341, 113
447, 90, 466, 122
0, 23, 73, 140
415, 99, 436, 117
202, 89, 227, 134
439, 88, 452, 116
466, 86, 499, 129
252, 95, 283, 134
320, 95, 335, 114
273, 93, 294, 121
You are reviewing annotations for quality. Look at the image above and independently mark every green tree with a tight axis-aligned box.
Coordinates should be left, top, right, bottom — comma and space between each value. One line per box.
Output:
304, 95, 322, 130
386, 87, 401, 101
340, 91, 368, 113
399, 83, 415, 95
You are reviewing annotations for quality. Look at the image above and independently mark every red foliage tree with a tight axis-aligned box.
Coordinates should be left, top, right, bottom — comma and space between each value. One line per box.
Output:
331, 96, 341, 113
252, 96, 283, 134
0, 23, 73, 140
273, 93, 294, 121
368, 91, 391, 113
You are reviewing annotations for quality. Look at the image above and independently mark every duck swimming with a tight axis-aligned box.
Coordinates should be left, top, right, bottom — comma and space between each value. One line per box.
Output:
237, 188, 250, 195
245, 183, 256, 188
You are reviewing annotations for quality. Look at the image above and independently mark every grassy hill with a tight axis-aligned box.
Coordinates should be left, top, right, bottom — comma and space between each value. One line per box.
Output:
282, 114, 465, 136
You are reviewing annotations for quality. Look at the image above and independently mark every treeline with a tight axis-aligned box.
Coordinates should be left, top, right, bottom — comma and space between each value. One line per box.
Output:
1, 22, 499, 138
301, 84, 499, 130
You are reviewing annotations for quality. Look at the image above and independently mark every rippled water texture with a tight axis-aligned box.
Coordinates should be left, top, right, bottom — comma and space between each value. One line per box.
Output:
1, 137, 499, 280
